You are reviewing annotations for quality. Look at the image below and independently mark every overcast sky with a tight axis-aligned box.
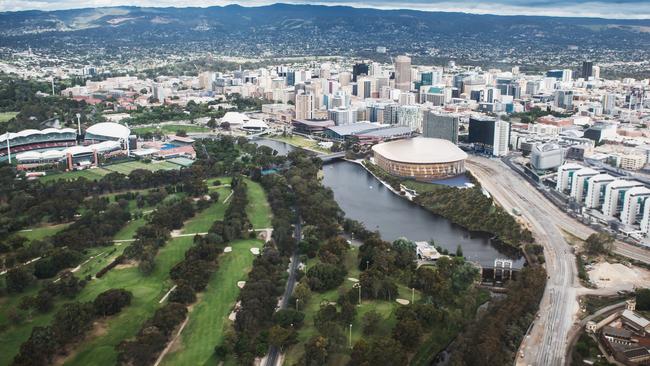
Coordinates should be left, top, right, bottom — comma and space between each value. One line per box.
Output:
2, 0, 650, 19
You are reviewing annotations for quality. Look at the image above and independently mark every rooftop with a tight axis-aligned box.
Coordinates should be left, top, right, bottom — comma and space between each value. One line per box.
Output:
372, 137, 468, 164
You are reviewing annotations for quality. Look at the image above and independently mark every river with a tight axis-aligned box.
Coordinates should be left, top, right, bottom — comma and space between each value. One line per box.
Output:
255, 138, 525, 268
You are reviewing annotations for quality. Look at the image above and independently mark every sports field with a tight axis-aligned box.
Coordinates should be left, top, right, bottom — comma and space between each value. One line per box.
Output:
103, 161, 181, 175
160, 239, 260, 366
132, 124, 210, 135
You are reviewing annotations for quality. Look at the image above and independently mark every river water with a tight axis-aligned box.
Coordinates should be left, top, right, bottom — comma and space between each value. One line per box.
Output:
255, 138, 525, 268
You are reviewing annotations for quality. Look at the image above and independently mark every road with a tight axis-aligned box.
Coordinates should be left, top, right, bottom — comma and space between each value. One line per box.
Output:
467, 156, 580, 366
264, 218, 302, 366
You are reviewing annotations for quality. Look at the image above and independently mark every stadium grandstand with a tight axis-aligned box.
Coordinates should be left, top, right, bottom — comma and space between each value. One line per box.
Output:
0, 128, 77, 162
2, 122, 133, 170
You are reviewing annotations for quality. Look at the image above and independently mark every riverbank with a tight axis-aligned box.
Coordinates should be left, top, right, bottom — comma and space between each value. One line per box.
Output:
355, 158, 532, 250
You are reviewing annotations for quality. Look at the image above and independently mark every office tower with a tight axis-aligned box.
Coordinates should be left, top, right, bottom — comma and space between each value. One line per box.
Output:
570, 168, 599, 203
383, 104, 399, 125
592, 65, 600, 79
562, 69, 573, 82
422, 110, 459, 144
295, 92, 315, 120
287, 71, 296, 86
394, 55, 412, 91
420, 72, 433, 86
198, 71, 215, 90
468, 116, 510, 157
352, 62, 369, 82
582, 61, 593, 80
328, 107, 357, 125
556, 163, 585, 193
602, 93, 616, 115
555, 90, 574, 110
585, 174, 616, 209
152, 83, 166, 101
397, 105, 421, 132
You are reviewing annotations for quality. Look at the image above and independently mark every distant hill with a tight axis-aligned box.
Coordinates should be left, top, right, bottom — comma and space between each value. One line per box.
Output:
0, 4, 648, 61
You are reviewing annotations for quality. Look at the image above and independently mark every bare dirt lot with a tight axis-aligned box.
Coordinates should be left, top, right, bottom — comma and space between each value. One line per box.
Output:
588, 261, 650, 292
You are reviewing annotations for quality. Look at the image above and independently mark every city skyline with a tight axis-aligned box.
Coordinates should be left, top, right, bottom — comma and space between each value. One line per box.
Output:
2, 0, 650, 19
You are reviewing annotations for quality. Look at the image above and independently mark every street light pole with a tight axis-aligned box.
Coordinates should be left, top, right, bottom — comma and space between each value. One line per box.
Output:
296, 298, 300, 311
411, 287, 415, 304
349, 323, 352, 349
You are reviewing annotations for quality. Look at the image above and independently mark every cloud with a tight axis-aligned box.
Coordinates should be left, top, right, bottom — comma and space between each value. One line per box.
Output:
1, 0, 649, 19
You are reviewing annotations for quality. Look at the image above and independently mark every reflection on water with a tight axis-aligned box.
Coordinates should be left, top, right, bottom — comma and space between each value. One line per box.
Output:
255, 139, 524, 268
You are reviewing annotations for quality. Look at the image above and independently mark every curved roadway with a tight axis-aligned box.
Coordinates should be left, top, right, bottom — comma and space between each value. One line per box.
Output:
467, 156, 580, 366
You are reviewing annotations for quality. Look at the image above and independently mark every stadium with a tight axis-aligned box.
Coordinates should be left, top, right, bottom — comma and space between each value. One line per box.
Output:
2, 122, 132, 170
372, 137, 468, 181
0, 128, 77, 162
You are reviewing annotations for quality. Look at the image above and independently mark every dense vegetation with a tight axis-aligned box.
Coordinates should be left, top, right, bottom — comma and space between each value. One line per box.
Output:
12, 288, 132, 366
449, 266, 546, 365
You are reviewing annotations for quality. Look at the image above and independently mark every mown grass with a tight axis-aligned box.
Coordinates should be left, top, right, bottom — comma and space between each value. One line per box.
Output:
283, 247, 423, 365
64, 197, 230, 366
245, 179, 273, 229
132, 124, 210, 135
0, 112, 18, 123
160, 239, 260, 366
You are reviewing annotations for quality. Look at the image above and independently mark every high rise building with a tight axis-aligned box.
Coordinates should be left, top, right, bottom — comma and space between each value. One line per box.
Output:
582, 61, 594, 80
585, 174, 616, 209
555, 90, 574, 110
570, 168, 599, 203
328, 107, 357, 126
295, 92, 315, 120
352, 62, 369, 82
621, 187, 650, 225
603, 93, 616, 115
592, 65, 600, 80
602, 180, 644, 218
556, 163, 585, 193
468, 116, 510, 156
422, 111, 459, 144
397, 105, 421, 132
394, 55, 412, 91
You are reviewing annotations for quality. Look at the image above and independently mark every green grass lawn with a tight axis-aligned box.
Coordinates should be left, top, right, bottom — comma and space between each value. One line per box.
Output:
40, 161, 181, 183
272, 135, 330, 153
245, 179, 272, 229
283, 248, 423, 365
132, 124, 210, 135
40, 168, 112, 183
181, 186, 232, 234
15, 223, 70, 241
160, 239, 261, 366
0, 112, 18, 123
64, 198, 231, 366
103, 161, 180, 175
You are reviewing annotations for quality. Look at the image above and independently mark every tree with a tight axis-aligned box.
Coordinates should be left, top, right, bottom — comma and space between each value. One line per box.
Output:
273, 309, 305, 328
168, 283, 197, 304
207, 117, 217, 129
636, 288, 650, 311
362, 310, 382, 335
304, 335, 329, 366
12, 326, 58, 366
52, 302, 95, 341
268, 325, 297, 349
584, 233, 614, 255
176, 129, 188, 137
349, 339, 372, 366
392, 318, 423, 350
93, 288, 133, 316
6, 267, 33, 293
306, 262, 346, 292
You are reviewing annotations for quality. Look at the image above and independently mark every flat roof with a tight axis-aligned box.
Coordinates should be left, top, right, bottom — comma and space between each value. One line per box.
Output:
327, 122, 378, 136
372, 137, 468, 164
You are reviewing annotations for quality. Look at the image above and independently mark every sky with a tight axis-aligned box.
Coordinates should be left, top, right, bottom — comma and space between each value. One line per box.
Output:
2, 0, 650, 19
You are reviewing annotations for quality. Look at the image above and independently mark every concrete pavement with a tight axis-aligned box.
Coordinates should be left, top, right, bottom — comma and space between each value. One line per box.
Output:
467, 156, 580, 366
